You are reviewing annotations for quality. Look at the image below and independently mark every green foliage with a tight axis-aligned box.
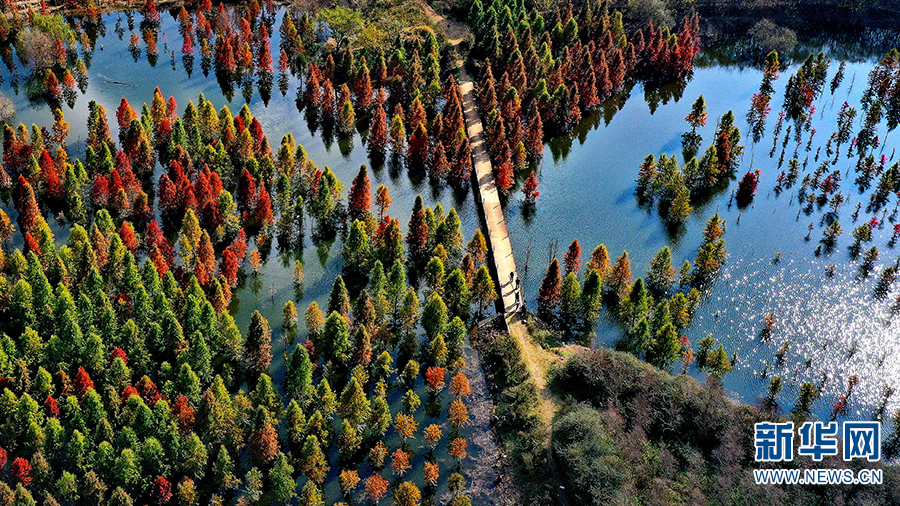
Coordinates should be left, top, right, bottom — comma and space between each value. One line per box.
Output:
472, 328, 553, 503
421, 292, 448, 340
551, 348, 893, 505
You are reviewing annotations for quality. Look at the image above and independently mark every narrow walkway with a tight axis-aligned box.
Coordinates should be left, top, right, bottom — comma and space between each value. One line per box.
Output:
457, 66, 522, 317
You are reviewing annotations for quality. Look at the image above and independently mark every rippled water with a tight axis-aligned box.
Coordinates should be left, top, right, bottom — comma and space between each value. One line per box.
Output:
507, 56, 900, 421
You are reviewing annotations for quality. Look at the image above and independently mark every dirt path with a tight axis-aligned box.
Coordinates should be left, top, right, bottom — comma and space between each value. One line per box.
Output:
506, 315, 574, 506
421, 1, 470, 46
507, 315, 563, 430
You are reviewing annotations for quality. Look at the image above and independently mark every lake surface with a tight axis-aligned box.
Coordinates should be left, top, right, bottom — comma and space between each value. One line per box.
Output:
3, 8, 899, 429
507, 54, 900, 421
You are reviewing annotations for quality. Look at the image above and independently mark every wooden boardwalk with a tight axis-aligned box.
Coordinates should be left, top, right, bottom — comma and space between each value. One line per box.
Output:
458, 67, 522, 317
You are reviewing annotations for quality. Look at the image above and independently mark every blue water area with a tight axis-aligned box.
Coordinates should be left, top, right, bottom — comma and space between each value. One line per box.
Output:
506, 55, 900, 422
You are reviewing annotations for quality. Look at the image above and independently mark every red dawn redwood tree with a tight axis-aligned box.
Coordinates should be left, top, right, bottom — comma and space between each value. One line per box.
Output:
494, 149, 514, 195
150, 476, 172, 505
11, 458, 31, 487
368, 103, 388, 155
354, 65, 374, 111
537, 259, 561, 321
563, 239, 581, 274
407, 123, 429, 167
348, 164, 371, 221
523, 171, 539, 204
14, 176, 41, 232
74, 367, 94, 397
429, 141, 449, 179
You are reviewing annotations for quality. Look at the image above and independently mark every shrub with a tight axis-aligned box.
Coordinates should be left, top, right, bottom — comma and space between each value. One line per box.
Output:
749, 19, 797, 55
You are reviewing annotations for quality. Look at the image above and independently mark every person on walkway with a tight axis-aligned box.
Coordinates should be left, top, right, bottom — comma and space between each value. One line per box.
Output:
509, 272, 514, 285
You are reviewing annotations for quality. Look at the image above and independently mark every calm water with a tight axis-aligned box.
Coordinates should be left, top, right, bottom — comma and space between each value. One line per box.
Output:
3, 8, 898, 431
508, 55, 900, 421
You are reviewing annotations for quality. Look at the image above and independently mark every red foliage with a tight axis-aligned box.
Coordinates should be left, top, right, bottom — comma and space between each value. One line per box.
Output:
321, 79, 336, 119
425, 367, 446, 391
46, 71, 62, 101
13, 176, 41, 231
118, 221, 138, 253
367, 103, 388, 154
524, 113, 544, 161
407, 124, 429, 166
258, 37, 273, 75
156, 174, 176, 212
354, 67, 374, 111
44, 396, 59, 418
563, 239, 582, 274
136, 376, 163, 406
121, 385, 139, 403
74, 367, 94, 397
11, 458, 31, 487
429, 141, 449, 180
41, 162, 61, 196
249, 118, 265, 154
251, 183, 274, 228
237, 169, 257, 212
228, 229, 248, 261
145, 220, 175, 262
218, 249, 239, 287
406, 203, 428, 257
348, 165, 371, 220
304, 63, 322, 107
736, 169, 760, 206
116, 98, 137, 131
23, 231, 41, 257
144, 0, 160, 23
110, 347, 128, 364
115, 151, 137, 187
172, 394, 195, 435
537, 259, 561, 317
156, 118, 172, 146
0, 446, 6, 470
181, 31, 194, 56
248, 421, 279, 464
450, 137, 473, 185
52, 38, 66, 67
522, 171, 539, 204
278, 48, 289, 77
108, 169, 123, 196
715, 132, 732, 173
151, 476, 172, 505
494, 158, 514, 195
167, 97, 177, 120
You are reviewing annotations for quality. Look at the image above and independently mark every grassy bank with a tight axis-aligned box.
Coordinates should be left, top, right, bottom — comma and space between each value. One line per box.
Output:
551, 347, 900, 505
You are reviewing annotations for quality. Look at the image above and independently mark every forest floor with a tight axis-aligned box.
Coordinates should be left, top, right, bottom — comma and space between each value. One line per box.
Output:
449, 343, 502, 505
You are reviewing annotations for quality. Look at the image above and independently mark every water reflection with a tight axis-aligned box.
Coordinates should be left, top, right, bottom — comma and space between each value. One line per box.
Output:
507, 52, 900, 421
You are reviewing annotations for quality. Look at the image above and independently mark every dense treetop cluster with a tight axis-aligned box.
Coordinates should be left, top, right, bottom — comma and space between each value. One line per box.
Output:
0, 83, 501, 504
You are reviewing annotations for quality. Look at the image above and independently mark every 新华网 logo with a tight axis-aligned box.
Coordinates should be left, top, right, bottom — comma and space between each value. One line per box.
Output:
754, 421, 880, 462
